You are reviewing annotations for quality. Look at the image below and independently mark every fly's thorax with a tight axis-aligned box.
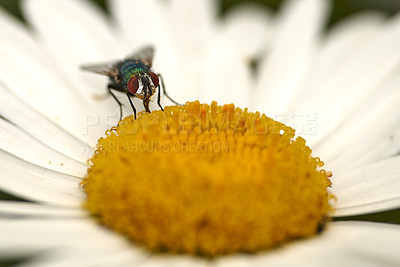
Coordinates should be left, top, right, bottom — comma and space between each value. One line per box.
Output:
119, 60, 149, 78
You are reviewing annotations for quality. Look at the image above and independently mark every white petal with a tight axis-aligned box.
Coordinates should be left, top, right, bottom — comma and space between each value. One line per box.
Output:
18, 245, 146, 267
332, 155, 400, 216
202, 44, 252, 108
110, 0, 168, 49
0, 202, 85, 218
169, 0, 218, 100
215, 221, 400, 267
0, 85, 93, 163
303, 13, 400, 147
0, 8, 100, 145
0, 7, 38, 56
201, 3, 271, 108
288, 11, 384, 114
170, 0, 217, 50
23, 0, 125, 138
18, 249, 209, 267
255, 0, 328, 115
315, 74, 400, 173
219, 3, 272, 58
0, 218, 145, 261
0, 118, 86, 177
0, 42, 91, 143
134, 256, 209, 267
0, 150, 84, 206
310, 221, 400, 266
351, 126, 400, 171
22, 0, 121, 66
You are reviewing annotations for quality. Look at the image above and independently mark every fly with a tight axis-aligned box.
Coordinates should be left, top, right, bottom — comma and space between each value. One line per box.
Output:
81, 46, 180, 120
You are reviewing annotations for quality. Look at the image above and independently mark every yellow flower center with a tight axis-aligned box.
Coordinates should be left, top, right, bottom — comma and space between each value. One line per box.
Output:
82, 101, 332, 257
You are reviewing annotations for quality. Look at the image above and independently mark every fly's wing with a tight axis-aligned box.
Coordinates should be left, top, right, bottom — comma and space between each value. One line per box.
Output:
80, 61, 120, 78
125, 46, 154, 68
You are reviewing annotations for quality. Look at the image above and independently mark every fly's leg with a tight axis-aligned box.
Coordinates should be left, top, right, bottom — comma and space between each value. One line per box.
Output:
157, 85, 164, 111
157, 73, 183, 106
126, 94, 137, 119
108, 84, 124, 121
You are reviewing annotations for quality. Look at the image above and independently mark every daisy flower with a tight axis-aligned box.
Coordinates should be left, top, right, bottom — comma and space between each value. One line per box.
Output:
1, 0, 400, 266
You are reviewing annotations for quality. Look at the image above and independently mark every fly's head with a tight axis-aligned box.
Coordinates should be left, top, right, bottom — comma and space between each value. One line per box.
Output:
126, 72, 159, 100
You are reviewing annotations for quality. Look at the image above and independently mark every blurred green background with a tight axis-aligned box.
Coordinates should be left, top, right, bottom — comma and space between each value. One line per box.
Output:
0, 0, 400, 265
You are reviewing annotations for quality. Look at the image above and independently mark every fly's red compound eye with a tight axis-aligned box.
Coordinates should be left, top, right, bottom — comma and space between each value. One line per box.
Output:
149, 72, 159, 88
127, 76, 139, 94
